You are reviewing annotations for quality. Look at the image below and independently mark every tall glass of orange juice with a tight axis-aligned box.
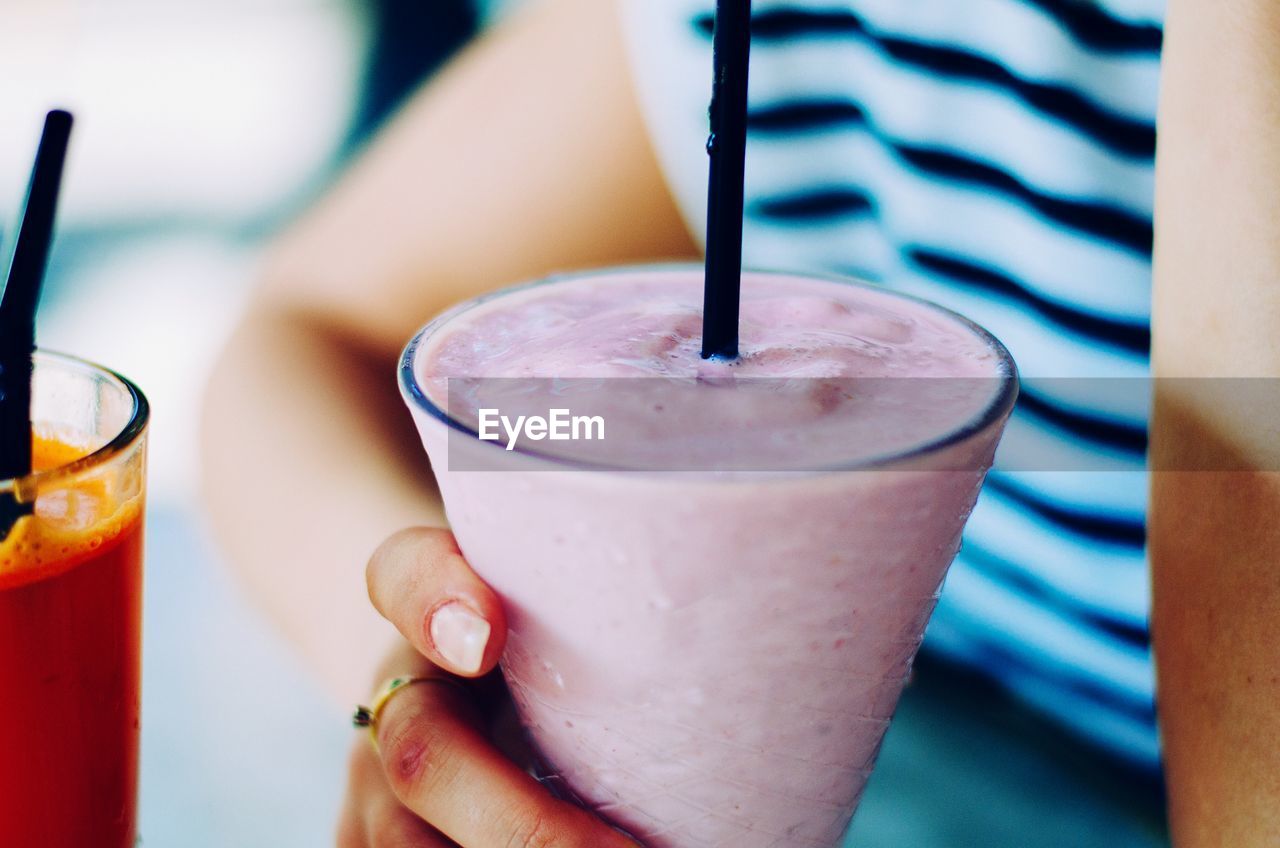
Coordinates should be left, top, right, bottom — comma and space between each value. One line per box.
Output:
0, 351, 148, 847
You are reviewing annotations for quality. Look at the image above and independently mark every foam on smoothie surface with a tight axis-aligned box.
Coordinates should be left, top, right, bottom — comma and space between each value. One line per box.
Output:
418, 271, 1006, 469
0, 433, 143, 588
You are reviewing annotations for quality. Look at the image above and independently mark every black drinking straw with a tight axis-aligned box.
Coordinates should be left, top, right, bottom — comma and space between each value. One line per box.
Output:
0, 110, 74, 537
701, 0, 752, 360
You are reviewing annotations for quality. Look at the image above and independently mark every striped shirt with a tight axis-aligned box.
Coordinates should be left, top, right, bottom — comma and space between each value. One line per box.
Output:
621, 0, 1163, 769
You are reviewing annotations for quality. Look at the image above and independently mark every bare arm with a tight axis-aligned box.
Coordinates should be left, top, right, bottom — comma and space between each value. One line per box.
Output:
1151, 1, 1280, 843
201, 0, 697, 704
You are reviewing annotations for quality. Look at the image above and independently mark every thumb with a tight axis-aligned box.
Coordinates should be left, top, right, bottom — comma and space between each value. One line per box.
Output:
367, 527, 507, 677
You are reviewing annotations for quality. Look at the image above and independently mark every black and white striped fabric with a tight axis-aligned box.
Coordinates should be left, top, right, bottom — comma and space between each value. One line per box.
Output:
621, 0, 1162, 769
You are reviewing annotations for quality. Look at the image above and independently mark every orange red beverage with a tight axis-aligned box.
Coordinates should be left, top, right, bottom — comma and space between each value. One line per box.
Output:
0, 354, 148, 848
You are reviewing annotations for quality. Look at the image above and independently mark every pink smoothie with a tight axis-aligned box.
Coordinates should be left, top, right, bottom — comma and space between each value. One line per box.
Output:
401, 268, 1015, 847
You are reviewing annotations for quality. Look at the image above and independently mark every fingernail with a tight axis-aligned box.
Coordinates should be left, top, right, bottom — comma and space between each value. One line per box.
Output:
429, 602, 491, 674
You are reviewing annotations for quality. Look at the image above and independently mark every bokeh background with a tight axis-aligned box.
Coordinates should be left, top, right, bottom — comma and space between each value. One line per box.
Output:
2, 2, 1166, 846
3, 2, 513, 844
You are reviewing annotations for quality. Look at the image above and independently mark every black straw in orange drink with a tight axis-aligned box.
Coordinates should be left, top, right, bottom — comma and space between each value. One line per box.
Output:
0, 112, 149, 845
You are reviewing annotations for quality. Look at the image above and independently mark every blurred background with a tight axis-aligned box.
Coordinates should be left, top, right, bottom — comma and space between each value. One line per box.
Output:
2, 1, 516, 844
2, 2, 1166, 846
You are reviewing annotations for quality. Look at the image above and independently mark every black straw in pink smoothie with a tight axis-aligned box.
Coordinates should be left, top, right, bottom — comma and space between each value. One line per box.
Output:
701, 0, 752, 360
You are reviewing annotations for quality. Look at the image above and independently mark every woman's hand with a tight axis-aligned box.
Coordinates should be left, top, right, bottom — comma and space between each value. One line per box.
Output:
335, 528, 640, 847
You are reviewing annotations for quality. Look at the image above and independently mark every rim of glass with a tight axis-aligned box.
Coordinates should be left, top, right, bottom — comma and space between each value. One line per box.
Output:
0, 349, 150, 494
399, 264, 1020, 474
